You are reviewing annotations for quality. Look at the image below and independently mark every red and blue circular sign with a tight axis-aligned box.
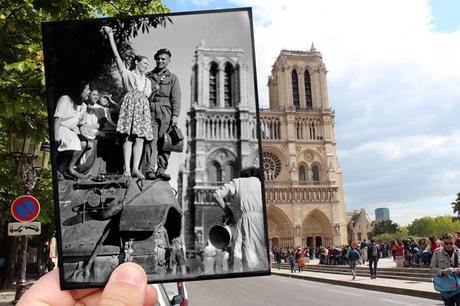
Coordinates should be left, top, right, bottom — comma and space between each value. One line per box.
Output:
11, 195, 41, 222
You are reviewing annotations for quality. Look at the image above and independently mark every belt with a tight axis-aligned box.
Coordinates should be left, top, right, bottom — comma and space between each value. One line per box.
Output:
152, 96, 171, 103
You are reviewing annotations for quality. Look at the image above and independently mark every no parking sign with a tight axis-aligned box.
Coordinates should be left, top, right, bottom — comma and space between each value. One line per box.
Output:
11, 195, 41, 222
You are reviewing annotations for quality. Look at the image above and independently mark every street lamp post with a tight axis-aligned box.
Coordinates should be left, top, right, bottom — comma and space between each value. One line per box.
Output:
8, 133, 50, 304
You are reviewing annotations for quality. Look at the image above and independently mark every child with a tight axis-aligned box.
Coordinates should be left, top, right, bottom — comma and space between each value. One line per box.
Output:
97, 93, 119, 130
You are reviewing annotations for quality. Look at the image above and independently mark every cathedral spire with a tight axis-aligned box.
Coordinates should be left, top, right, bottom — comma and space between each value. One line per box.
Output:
310, 42, 317, 52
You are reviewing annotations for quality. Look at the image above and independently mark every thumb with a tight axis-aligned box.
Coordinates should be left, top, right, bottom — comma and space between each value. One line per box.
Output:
97, 262, 147, 306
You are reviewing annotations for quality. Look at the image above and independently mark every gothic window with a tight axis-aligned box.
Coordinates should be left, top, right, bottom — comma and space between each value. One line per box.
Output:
209, 62, 218, 107
233, 64, 240, 105
292, 70, 300, 109
262, 152, 282, 181
193, 64, 198, 103
304, 70, 312, 109
299, 165, 306, 182
223, 161, 236, 181
224, 63, 233, 107
312, 165, 320, 183
208, 161, 222, 182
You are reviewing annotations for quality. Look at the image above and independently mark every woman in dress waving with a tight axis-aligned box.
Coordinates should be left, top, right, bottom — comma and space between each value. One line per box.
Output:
102, 26, 153, 179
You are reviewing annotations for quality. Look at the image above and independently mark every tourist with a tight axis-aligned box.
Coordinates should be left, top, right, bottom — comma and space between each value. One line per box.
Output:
395, 241, 405, 268
368, 239, 380, 279
288, 249, 296, 273
430, 233, 460, 305
360, 239, 368, 264
348, 242, 361, 280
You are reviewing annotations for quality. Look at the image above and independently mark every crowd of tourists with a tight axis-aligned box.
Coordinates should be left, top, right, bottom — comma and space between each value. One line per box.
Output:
271, 234, 460, 272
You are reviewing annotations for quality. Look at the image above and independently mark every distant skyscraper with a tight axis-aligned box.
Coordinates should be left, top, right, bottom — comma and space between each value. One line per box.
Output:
375, 207, 390, 221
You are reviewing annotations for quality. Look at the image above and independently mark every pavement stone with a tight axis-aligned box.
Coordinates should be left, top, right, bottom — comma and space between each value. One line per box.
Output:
0, 258, 441, 303
0, 280, 36, 305
272, 257, 441, 300
0, 290, 15, 306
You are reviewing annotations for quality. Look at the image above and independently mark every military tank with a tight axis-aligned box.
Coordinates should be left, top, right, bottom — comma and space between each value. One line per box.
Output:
58, 171, 183, 285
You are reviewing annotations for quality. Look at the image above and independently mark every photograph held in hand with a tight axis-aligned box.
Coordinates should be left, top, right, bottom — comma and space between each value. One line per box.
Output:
41, 8, 270, 289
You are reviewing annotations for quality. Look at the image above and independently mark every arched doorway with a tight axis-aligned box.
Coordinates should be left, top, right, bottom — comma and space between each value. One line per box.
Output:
302, 210, 333, 248
267, 206, 294, 249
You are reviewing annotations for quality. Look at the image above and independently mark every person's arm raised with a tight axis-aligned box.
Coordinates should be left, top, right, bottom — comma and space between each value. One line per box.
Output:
102, 26, 125, 73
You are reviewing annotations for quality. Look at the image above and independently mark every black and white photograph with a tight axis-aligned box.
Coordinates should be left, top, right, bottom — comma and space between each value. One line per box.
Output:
42, 8, 270, 289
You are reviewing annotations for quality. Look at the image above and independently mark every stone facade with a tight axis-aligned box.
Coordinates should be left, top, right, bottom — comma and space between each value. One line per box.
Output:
347, 209, 372, 242
179, 43, 260, 250
261, 47, 347, 249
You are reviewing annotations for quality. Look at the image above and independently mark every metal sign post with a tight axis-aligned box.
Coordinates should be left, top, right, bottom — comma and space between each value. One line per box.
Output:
10, 195, 41, 304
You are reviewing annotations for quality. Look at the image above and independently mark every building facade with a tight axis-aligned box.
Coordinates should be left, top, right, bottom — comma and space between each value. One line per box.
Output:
179, 43, 260, 249
261, 47, 347, 249
375, 207, 390, 221
347, 209, 372, 242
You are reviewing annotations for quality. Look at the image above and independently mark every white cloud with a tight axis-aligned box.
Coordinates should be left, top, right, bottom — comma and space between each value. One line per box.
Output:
358, 194, 455, 226
341, 132, 460, 161
227, 0, 460, 224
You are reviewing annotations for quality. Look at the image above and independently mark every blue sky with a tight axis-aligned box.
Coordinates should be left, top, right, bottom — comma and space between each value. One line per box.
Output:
429, 0, 460, 32
162, 0, 460, 225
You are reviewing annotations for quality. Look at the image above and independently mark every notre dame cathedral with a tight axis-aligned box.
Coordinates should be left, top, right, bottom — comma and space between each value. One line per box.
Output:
260, 46, 347, 248
178, 43, 260, 249
179, 43, 347, 250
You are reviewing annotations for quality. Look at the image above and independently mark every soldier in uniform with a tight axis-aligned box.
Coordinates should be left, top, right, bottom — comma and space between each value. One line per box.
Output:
144, 48, 181, 181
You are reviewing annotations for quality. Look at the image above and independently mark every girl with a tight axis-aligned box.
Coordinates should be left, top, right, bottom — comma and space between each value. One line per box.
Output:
103, 26, 153, 179
54, 82, 90, 179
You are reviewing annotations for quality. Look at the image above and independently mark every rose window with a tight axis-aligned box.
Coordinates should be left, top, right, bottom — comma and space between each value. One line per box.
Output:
262, 152, 281, 181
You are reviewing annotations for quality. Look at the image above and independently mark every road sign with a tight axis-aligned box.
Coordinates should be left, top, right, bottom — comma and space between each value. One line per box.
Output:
8, 222, 41, 236
11, 195, 41, 222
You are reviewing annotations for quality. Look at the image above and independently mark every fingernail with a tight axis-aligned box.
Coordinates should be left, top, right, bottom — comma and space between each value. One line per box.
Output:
116, 265, 144, 287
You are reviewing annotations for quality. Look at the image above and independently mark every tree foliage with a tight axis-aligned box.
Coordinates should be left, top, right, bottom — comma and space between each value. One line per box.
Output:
0, 0, 170, 223
1, 0, 170, 138
371, 219, 400, 237
407, 215, 460, 238
452, 192, 460, 220
372, 229, 408, 243
0, 0, 170, 289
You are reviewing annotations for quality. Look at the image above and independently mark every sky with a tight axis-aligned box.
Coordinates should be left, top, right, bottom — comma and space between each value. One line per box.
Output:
129, 10, 257, 192
161, 0, 460, 226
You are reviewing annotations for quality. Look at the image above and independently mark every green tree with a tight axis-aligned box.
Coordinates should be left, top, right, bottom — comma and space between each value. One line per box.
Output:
372, 230, 408, 243
452, 192, 460, 220
371, 219, 400, 237
407, 215, 460, 238
0, 0, 170, 289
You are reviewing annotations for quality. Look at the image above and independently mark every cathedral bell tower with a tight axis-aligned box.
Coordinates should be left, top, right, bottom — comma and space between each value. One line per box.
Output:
179, 42, 260, 249
261, 45, 347, 248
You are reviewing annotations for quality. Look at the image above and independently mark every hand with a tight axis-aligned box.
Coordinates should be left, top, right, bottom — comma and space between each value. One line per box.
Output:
101, 26, 113, 36
442, 268, 451, 276
17, 262, 157, 306
222, 206, 235, 225
171, 115, 178, 126
53, 139, 61, 148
